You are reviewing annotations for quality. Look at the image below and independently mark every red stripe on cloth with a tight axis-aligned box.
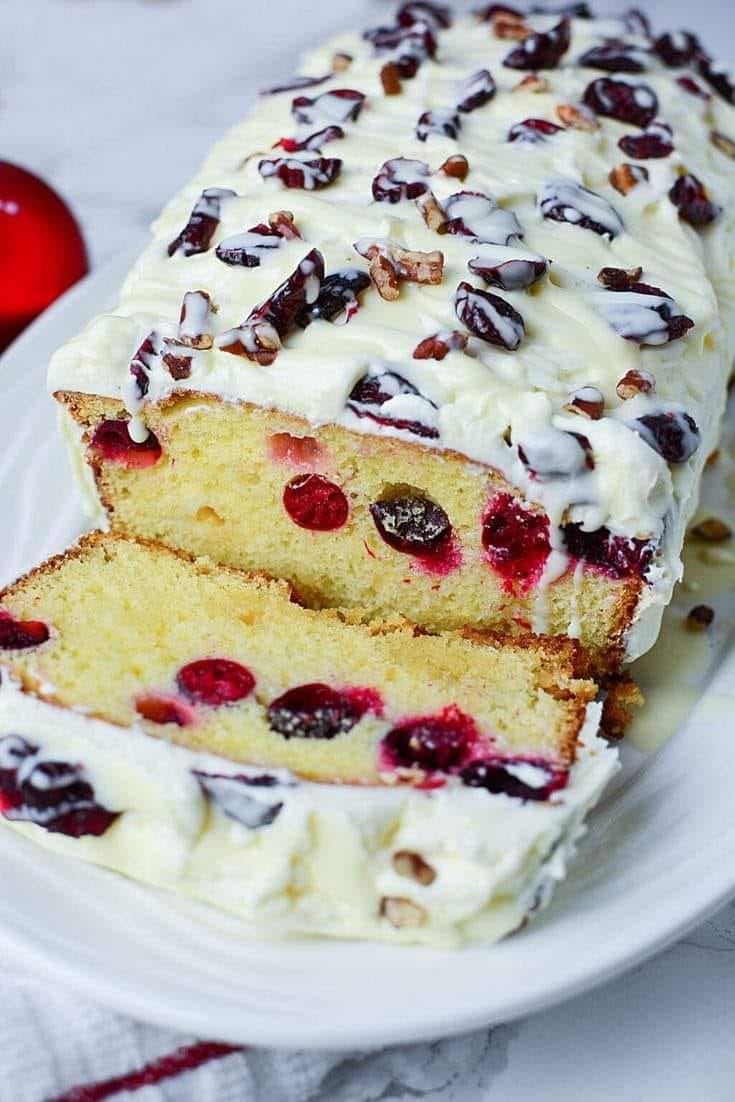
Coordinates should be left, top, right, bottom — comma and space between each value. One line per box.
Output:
48, 1041, 241, 1102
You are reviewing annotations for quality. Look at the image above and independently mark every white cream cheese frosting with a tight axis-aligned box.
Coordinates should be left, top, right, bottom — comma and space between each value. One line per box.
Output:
47, 5, 735, 660
0, 670, 617, 946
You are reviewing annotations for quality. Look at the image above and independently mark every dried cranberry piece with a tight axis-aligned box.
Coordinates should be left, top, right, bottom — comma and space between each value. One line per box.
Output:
583, 76, 658, 128
300, 268, 371, 325
416, 108, 461, 141
618, 121, 673, 159
250, 249, 325, 338
263, 73, 332, 95
578, 40, 649, 73
167, 188, 235, 258
455, 281, 524, 350
91, 420, 162, 469
268, 683, 368, 739
698, 58, 735, 104
372, 157, 430, 203
654, 31, 704, 67
136, 693, 196, 727
460, 757, 568, 801
347, 371, 439, 440
370, 495, 451, 555
539, 180, 623, 239
194, 772, 283, 828
275, 125, 344, 153
594, 282, 694, 345
482, 493, 550, 588
508, 118, 564, 144
456, 69, 496, 113
215, 224, 283, 268
283, 473, 349, 531
444, 191, 523, 245
177, 659, 255, 706
397, 1, 452, 28
669, 174, 720, 227
0, 735, 35, 809
562, 523, 654, 577
291, 89, 365, 126
126, 333, 157, 402
468, 255, 547, 291
503, 17, 571, 71
364, 22, 437, 78
676, 74, 711, 99
518, 428, 592, 478
382, 707, 475, 772
0, 612, 50, 650
631, 411, 700, 463
258, 157, 342, 190
623, 8, 651, 37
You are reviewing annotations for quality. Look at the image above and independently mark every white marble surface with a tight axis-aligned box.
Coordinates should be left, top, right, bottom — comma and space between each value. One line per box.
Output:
2, 0, 735, 1097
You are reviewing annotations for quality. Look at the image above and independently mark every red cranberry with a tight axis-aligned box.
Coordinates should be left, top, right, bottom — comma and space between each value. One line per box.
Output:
654, 31, 704, 67
215, 224, 283, 268
90, 420, 162, 469
562, 523, 654, 577
347, 371, 439, 440
676, 74, 711, 99
623, 8, 651, 37
258, 157, 342, 190
482, 494, 550, 589
275, 125, 345, 153
539, 180, 623, 239
631, 411, 700, 463
468, 255, 547, 291
503, 17, 571, 71
397, 1, 451, 29
455, 281, 524, 350
583, 77, 658, 128
167, 188, 235, 258
0, 612, 50, 650
283, 473, 349, 531
370, 495, 451, 555
250, 249, 325, 338
460, 757, 568, 801
578, 40, 649, 73
263, 73, 332, 95
194, 773, 283, 828
372, 157, 430, 203
698, 58, 735, 104
291, 89, 365, 126
456, 69, 496, 113
177, 659, 255, 706
127, 333, 156, 401
669, 174, 720, 227
508, 118, 564, 144
618, 121, 673, 159
416, 108, 461, 142
517, 428, 592, 478
364, 22, 437, 78
0, 736, 35, 801
299, 268, 371, 325
444, 191, 523, 245
136, 693, 196, 727
382, 706, 475, 772
595, 281, 694, 345
268, 682, 371, 739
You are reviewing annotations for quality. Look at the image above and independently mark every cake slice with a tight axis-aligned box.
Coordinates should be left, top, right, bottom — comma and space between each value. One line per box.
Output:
0, 534, 617, 944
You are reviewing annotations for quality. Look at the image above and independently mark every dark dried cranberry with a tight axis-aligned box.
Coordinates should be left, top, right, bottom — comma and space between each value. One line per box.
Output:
347, 371, 439, 440
503, 17, 570, 71
578, 40, 649, 73
0, 735, 35, 808
136, 693, 196, 727
530, 2, 590, 13
283, 473, 349, 531
539, 180, 623, 239
455, 281, 524, 350
468, 255, 547, 291
258, 157, 342, 190
177, 659, 255, 706
300, 268, 371, 325
583, 76, 658, 127
518, 428, 592, 478
91, 420, 162, 469
0, 613, 50, 650
397, 1, 452, 28
194, 772, 283, 828
364, 22, 437, 78
669, 174, 720, 227
456, 69, 496, 113
416, 108, 461, 141
444, 191, 523, 245
372, 157, 430, 203
508, 117, 564, 144
676, 74, 711, 99
623, 8, 651, 37
275, 125, 344, 153
0, 744, 119, 838
215, 224, 282, 268
618, 121, 673, 159
167, 188, 235, 258
562, 523, 654, 577
381, 707, 475, 772
249, 249, 325, 338
653, 31, 704, 67
263, 73, 332, 95
698, 58, 735, 104
460, 757, 568, 800
631, 411, 700, 463
268, 683, 369, 739
482, 493, 550, 589
594, 282, 694, 345
127, 333, 156, 400
291, 89, 365, 126
370, 495, 451, 555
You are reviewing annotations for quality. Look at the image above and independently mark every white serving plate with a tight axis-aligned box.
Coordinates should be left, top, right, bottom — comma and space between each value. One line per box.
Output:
0, 253, 734, 1049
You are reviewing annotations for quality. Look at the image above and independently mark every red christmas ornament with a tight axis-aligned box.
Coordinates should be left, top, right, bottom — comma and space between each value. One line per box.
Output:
0, 161, 88, 349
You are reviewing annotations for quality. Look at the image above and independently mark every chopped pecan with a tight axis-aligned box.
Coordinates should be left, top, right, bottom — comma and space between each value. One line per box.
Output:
686, 604, 714, 631
162, 349, 193, 380
616, 368, 655, 399
492, 12, 531, 39
268, 210, 301, 239
609, 162, 649, 195
691, 516, 732, 542
380, 61, 402, 95
556, 102, 598, 131
371, 252, 401, 301
416, 190, 448, 234
391, 244, 444, 285
332, 52, 352, 71
512, 73, 549, 93
598, 266, 643, 290
440, 154, 469, 180
392, 851, 437, 886
177, 289, 216, 349
413, 330, 467, 360
217, 320, 281, 365
711, 130, 735, 159
380, 896, 427, 928
564, 385, 604, 420
354, 239, 444, 299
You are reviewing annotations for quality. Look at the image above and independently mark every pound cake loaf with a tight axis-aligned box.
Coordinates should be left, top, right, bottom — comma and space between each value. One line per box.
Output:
0, 534, 617, 945
50, 3, 735, 674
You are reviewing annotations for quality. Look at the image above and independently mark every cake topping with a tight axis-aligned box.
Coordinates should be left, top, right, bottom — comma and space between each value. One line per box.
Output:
503, 16, 571, 70
299, 268, 371, 325
282, 473, 350, 530
370, 494, 452, 554
177, 659, 256, 706
413, 330, 468, 360
618, 120, 674, 159
363, 19, 437, 78
460, 757, 568, 801
354, 239, 444, 299
416, 108, 461, 142
440, 154, 469, 179
539, 179, 623, 238
194, 772, 283, 828
609, 162, 649, 194
508, 117, 564, 143
616, 368, 655, 399
698, 58, 735, 104
631, 410, 701, 463
416, 190, 449, 234
380, 62, 403, 95
583, 76, 658, 127
263, 73, 332, 96
590, 274, 694, 345
669, 173, 720, 226
348, 369, 439, 438
455, 280, 525, 350
291, 88, 365, 126
653, 30, 703, 68
175, 290, 215, 349
275, 125, 345, 153
372, 157, 430, 203
555, 102, 599, 130
564, 385, 604, 419
0, 612, 50, 651
676, 74, 711, 99
711, 131, 735, 160
216, 225, 283, 268
577, 39, 649, 73
455, 69, 496, 113
468, 253, 547, 291
397, 1, 451, 29
513, 72, 549, 92
167, 188, 235, 258
257, 157, 342, 190
267, 682, 372, 739
392, 850, 437, 885
445, 191, 523, 245
517, 427, 592, 478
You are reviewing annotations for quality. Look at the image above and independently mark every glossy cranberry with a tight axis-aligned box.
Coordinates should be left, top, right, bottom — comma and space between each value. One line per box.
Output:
503, 17, 571, 71
250, 249, 325, 338
539, 180, 623, 239
397, 1, 452, 29
268, 682, 370, 739
482, 494, 550, 589
167, 188, 235, 258
460, 757, 568, 801
291, 89, 365, 126
258, 157, 342, 190
299, 268, 371, 325
194, 772, 283, 828
669, 174, 720, 227
90, 420, 162, 469
136, 693, 196, 727
508, 118, 564, 144
517, 428, 592, 477
275, 125, 344, 153
364, 22, 437, 78
578, 40, 648, 73
347, 371, 439, 440
676, 74, 711, 99
632, 411, 700, 463
562, 523, 654, 577
0, 612, 50, 650
283, 473, 349, 531
215, 224, 282, 268
622, 8, 651, 37
618, 122, 673, 159
653, 31, 704, 67
456, 69, 496, 113
597, 281, 694, 345
382, 706, 475, 772
444, 191, 523, 245
416, 108, 461, 142
372, 157, 430, 203
455, 281, 524, 350
263, 73, 332, 95
698, 58, 735, 105
370, 495, 451, 555
468, 255, 547, 291
126, 333, 156, 401
177, 659, 255, 706
583, 77, 658, 128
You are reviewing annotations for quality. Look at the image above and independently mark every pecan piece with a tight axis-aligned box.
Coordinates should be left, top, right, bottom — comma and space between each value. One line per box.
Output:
512, 73, 549, 93
609, 163, 649, 195
685, 604, 714, 631
413, 330, 467, 360
711, 130, 735, 159
217, 320, 282, 365
564, 385, 604, 420
392, 851, 437, 886
616, 369, 655, 399
332, 52, 352, 72
380, 61, 402, 95
354, 239, 444, 299
556, 102, 598, 131
370, 252, 401, 301
440, 154, 469, 180
416, 190, 448, 234
380, 897, 427, 928
598, 266, 643, 290
176, 289, 216, 349
268, 210, 301, 239
690, 517, 732, 542
492, 12, 531, 39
